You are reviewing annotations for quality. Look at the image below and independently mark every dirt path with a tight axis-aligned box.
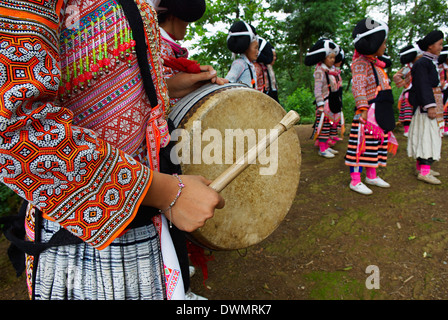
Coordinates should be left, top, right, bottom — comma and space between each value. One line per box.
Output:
2, 124, 448, 300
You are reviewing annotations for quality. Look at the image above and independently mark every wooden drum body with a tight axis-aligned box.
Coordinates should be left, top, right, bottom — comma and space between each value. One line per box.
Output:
169, 83, 301, 250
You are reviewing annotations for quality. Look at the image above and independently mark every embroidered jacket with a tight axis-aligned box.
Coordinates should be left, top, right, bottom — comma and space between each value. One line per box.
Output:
0, 0, 169, 250
313, 63, 339, 108
225, 54, 257, 89
410, 52, 440, 111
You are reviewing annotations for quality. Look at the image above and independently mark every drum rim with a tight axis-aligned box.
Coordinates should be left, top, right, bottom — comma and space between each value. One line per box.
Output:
169, 83, 248, 128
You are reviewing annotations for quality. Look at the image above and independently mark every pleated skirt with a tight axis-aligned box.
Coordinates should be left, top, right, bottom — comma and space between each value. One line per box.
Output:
32, 219, 166, 300
398, 91, 414, 123
345, 116, 389, 168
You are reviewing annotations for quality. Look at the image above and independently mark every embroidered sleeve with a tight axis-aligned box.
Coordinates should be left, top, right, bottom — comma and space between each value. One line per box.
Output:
313, 68, 326, 107
0, 1, 152, 250
351, 60, 369, 110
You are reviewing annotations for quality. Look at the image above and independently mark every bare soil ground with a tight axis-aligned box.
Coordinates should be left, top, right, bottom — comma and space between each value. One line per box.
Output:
2, 124, 448, 300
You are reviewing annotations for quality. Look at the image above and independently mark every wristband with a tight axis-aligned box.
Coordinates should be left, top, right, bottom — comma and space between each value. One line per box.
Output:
159, 174, 185, 228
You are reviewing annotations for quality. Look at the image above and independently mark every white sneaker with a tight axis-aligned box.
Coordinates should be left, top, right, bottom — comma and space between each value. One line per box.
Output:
403, 132, 408, 137
415, 169, 440, 177
431, 169, 440, 177
349, 182, 373, 195
318, 150, 335, 158
365, 176, 390, 188
327, 147, 339, 154
417, 173, 441, 185
185, 290, 208, 300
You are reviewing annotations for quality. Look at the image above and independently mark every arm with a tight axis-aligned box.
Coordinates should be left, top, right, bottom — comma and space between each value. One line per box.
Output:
166, 65, 228, 98
142, 172, 224, 232
313, 68, 325, 111
0, 2, 223, 249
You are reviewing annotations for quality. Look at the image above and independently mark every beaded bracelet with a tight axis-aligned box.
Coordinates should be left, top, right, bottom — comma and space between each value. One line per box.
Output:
159, 174, 185, 228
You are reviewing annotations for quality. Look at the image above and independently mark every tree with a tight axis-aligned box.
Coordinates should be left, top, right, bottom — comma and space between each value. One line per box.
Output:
186, 0, 281, 76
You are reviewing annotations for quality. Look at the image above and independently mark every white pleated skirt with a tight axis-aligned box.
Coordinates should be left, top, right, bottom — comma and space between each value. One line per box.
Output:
407, 107, 442, 161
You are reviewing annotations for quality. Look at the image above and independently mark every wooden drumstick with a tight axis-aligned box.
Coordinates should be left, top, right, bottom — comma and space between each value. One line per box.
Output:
209, 110, 300, 193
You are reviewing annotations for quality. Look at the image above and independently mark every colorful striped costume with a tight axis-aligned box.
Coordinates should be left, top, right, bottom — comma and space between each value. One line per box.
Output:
394, 65, 414, 125
311, 63, 341, 142
0, 0, 183, 300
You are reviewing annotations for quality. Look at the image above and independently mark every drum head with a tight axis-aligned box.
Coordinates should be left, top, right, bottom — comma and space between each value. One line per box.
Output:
171, 84, 301, 250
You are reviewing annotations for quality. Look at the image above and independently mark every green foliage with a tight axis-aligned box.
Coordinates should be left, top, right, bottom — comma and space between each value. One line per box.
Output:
0, 184, 22, 219
187, 0, 447, 121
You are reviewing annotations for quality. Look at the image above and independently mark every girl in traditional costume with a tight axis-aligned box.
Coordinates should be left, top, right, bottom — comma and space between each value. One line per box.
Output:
393, 44, 422, 137
254, 37, 274, 93
438, 45, 448, 136
344, 18, 398, 195
305, 38, 341, 158
225, 21, 259, 88
408, 31, 445, 185
330, 47, 346, 147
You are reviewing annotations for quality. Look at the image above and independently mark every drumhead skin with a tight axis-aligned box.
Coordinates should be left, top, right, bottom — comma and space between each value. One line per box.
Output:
169, 84, 301, 250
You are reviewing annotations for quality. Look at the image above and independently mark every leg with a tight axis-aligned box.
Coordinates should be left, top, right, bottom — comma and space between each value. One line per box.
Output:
417, 158, 441, 185
365, 167, 390, 188
349, 166, 372, 195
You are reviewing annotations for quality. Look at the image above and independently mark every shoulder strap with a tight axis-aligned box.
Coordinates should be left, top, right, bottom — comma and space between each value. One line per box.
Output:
246, 62, 256, 88
370, 62, 380, 87
118, 0, 159, 108
324, 71, 332, 90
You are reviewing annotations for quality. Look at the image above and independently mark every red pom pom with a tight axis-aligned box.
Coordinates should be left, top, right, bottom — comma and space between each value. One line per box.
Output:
163, 56, 201, 73
78, 74, 86, 83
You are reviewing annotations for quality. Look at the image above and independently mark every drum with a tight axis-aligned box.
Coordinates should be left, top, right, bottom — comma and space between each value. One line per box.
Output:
169, 83, 301, 250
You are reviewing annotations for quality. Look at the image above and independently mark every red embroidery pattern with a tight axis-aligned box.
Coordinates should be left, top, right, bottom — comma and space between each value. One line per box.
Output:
0, 1, 152, 250
351, 55, 391, 109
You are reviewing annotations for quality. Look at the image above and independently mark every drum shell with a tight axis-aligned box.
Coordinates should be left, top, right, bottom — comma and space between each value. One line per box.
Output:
169, 84, 301, 250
